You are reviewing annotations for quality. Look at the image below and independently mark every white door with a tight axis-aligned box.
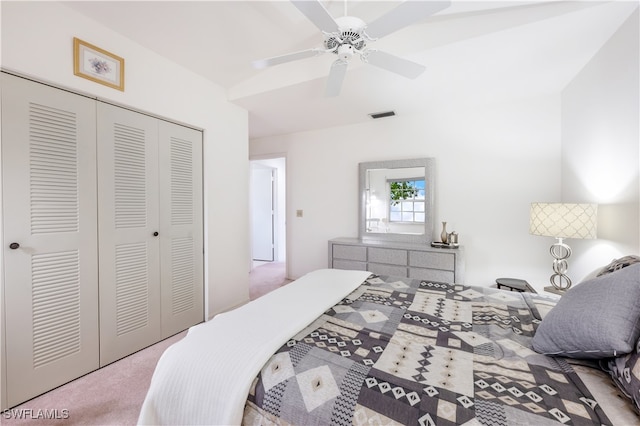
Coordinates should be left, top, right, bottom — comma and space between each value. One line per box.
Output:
1, 73, 99, 407
97, 102, 161, 366
251, 166, 274, 261
158, 120, 204, 338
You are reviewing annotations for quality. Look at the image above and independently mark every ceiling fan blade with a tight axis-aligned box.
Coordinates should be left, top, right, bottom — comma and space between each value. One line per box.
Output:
291, 0, 339, 34
364, 50, 425, 79
365, 0, 451, 39
252, 48, 324, 69
325, 60, 348, 97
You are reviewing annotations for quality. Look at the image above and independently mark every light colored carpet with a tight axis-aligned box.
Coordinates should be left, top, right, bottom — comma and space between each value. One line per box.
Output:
3, 264, 290, 425
3, 331, 185, 425
249, 261, 292, 300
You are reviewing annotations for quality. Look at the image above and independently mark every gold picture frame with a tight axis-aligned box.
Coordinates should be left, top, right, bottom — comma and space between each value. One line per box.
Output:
73, 37, 124, 91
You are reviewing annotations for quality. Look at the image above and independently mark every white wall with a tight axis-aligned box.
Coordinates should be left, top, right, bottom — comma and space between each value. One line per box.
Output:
561, 9, 640, 278
250, 95, 562, 291
0, 1, 251, 319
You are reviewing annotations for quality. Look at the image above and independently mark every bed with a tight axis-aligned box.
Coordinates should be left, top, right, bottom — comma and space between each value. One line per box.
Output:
138, 264, 640, 425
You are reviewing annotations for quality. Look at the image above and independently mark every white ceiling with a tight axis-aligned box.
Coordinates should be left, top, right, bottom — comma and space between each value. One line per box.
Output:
63, 1, 638, 139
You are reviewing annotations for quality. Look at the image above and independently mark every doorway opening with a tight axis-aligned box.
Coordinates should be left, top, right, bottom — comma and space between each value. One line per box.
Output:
249, 156, 288, 298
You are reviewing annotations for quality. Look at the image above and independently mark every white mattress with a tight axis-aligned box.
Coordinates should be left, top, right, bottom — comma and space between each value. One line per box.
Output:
138, 268, 371, 425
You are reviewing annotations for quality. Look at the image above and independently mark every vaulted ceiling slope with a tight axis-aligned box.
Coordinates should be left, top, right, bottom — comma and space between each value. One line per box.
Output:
63, 1, 638, 139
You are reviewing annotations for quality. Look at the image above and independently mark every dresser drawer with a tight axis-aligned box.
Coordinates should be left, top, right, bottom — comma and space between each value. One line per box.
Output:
409, 251, 454, 271
368, 263, 408, 277
409, 267, 454, 283
368, 247, 407, 266
333, 259, 367, 271
332, 244, 367, 262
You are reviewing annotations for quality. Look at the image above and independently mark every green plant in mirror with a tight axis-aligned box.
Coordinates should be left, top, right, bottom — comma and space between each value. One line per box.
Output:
390, 181, 418, 206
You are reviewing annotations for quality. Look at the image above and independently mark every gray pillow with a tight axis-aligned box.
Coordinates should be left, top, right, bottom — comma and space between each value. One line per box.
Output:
532, 263, 640, 359
597, 255, 640, 276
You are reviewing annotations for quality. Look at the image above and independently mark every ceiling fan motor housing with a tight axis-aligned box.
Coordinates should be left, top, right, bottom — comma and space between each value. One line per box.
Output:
324, 15, 367, 56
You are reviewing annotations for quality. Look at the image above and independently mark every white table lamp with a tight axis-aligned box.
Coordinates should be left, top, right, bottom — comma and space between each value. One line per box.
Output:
530, 203, 597, 291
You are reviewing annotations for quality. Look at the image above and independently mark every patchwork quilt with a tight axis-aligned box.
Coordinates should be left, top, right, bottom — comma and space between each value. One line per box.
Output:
244, 275, 614, 425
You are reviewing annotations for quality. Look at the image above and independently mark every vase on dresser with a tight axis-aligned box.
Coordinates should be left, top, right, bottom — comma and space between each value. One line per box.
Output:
440, 222, 448, 243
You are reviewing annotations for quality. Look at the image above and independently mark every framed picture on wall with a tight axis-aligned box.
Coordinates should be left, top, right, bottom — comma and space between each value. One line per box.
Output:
73, 37, 124, 91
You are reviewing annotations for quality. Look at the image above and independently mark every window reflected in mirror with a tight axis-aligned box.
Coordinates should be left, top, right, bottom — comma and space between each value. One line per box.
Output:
359, 158, 434, 243
365, 167, 425, 234
389, 178, 425, 223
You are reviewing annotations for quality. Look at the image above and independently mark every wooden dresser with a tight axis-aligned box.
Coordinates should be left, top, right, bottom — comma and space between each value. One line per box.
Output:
328, 237, 465, 284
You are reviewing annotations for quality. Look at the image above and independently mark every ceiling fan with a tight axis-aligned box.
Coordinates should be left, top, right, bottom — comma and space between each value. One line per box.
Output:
252, 0, 451, 96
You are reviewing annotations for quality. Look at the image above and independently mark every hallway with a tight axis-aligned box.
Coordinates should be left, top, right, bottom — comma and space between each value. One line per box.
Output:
249, 261, 292, 300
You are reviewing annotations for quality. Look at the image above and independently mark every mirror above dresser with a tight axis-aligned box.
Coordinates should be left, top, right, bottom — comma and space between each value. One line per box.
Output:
330, 157, 464, 284
359, 158, 435, 244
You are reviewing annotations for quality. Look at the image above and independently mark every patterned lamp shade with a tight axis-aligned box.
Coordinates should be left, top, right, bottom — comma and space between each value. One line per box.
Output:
529, 203, 598, 239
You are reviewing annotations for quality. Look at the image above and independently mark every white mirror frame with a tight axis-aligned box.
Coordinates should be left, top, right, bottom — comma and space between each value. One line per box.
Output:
359, 158, 435, 244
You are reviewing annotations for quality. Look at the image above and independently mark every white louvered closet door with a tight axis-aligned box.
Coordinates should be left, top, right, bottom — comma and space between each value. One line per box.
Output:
1, 73, 99, 407
97, 102, 161, 366
158, 121, 203, 338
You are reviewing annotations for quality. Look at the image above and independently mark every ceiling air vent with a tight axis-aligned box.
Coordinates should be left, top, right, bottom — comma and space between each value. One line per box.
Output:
369, 111, 396, 119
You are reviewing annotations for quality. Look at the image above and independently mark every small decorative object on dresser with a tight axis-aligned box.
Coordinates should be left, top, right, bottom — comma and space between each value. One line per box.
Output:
430, 241, 459, 249
432, 230, 459, 248
440, 221, 448, 243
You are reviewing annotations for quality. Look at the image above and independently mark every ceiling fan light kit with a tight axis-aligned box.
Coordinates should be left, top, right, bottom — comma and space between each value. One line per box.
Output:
252, 0, 451, 96
336, 44, 355, 61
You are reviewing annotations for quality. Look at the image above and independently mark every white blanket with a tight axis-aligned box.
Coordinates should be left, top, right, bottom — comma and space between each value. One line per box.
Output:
138, 268, 371, 425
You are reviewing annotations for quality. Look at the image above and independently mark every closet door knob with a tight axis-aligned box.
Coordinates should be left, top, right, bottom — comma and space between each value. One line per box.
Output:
153, 232, 159, 237
9, 242, 20, 250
